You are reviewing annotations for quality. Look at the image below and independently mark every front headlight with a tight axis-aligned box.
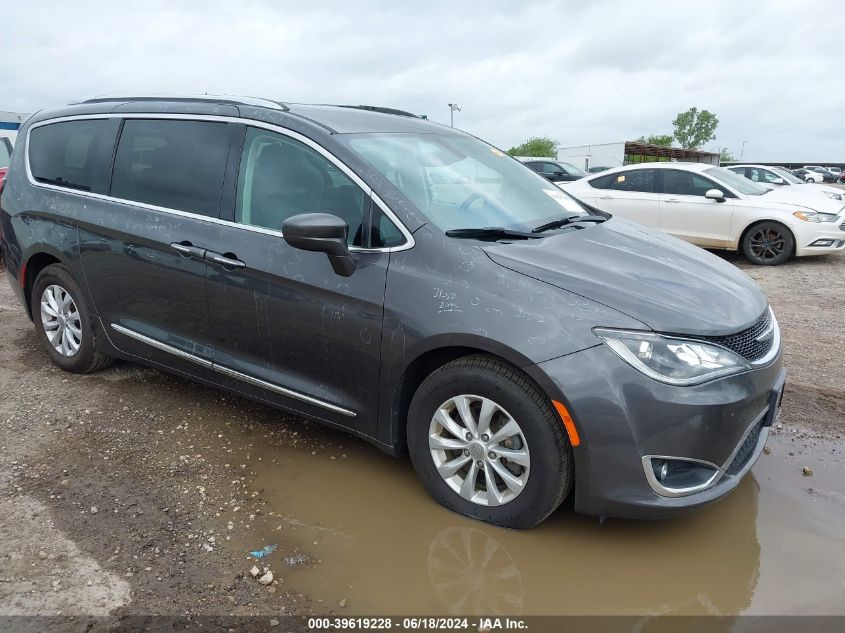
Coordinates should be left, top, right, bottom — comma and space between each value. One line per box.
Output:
594, 329, 750, 386
793, 211, 840, 222
823, 191, 842, 201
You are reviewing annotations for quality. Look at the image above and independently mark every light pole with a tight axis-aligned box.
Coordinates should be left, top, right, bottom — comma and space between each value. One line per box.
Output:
740, 140, 750, 160
447, 103, 461, 127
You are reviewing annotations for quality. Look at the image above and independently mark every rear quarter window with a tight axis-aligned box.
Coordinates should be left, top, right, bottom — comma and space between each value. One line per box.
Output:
28, 120, 114, 193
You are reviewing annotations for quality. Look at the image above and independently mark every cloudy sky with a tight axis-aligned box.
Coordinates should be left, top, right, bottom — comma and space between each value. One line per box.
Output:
3, 0, 842, 161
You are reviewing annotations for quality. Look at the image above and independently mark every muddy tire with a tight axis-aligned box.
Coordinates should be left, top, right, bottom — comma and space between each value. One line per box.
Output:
31, 264, 114, 374
741, 221, 794, 266
407, 355, 573, 529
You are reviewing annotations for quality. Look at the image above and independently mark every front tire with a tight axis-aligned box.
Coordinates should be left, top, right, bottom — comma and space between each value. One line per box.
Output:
407, 355, 573, 529
31, 264, 114, 373
741, 221, 794, 266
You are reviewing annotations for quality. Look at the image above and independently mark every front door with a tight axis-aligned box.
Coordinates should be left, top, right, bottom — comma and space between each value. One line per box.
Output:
205, 125, 389, 434
658, 169, 735, 247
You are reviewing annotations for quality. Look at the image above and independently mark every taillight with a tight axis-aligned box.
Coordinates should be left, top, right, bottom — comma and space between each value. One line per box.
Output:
0, 176, 6, 197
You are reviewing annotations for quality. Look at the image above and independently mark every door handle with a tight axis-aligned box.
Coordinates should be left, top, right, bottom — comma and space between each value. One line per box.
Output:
170, 242, 205, 258
598, 195, 613, 199
206, 251, 246, 269
664, 198, 681, 203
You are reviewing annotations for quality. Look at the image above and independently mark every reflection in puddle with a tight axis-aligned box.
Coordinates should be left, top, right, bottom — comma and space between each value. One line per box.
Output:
221, 426, 845, 615
428, 527, 523, 615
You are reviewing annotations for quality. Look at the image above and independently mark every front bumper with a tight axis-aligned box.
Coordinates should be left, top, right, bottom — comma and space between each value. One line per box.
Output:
528, 343, 785, 519
793, 219, 845, 256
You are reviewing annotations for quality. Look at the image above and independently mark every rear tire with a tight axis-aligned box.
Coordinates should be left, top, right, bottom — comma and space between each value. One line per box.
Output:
407, 355, 573, 529
31, 264, 114, 374
741, 221, 793, 266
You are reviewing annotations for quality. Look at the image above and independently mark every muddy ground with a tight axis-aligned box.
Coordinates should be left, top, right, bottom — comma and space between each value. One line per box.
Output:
1, 248, 844, 620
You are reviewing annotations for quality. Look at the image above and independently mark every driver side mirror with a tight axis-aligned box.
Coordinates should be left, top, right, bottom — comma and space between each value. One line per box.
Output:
705, 188, 726, 202
282, 213, 357, 277
771, 177, 785, 185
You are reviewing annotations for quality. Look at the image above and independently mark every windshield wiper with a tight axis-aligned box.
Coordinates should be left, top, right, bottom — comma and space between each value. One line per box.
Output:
531, 214, 607, 233
445, 227, 541, 240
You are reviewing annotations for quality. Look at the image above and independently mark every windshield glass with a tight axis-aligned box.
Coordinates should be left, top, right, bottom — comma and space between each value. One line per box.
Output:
339, 133, 589, 232
770, 167, 804, 184
704, 166, 769, 196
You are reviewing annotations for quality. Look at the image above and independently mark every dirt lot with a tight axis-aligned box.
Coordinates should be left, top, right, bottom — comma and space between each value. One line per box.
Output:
1, 249, 844, 620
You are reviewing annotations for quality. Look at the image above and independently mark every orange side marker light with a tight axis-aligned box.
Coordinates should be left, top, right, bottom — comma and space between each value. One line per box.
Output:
553, 400, 580, 447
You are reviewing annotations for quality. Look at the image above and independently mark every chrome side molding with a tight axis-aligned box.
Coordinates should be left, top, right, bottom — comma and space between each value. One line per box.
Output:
110, 323, 356, 417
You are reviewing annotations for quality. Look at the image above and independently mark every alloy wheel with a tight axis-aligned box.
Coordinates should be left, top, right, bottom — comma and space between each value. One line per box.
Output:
748, 227, 786, 262
40, 284, 82, 357
428, 395, 530, 506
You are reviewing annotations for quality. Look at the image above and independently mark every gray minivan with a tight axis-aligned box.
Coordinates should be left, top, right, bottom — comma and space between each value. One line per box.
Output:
0, 96, 785, 527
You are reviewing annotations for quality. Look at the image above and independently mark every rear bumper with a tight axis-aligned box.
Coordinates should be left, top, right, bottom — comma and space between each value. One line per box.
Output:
528, 343, 785, 519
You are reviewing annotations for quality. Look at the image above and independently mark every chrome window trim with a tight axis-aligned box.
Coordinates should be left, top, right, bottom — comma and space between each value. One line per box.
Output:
110, 323, 356, 418
641, 404, 770, 498
23, 112, 415, 253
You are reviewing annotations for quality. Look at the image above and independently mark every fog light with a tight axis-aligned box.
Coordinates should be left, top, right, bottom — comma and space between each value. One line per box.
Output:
809, 239, 835, 247
645, 457, 720, 497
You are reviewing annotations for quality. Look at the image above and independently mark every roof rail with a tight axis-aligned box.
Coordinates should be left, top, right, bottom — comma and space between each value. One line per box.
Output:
67, 94, 289, 111
335, 105, 420, 118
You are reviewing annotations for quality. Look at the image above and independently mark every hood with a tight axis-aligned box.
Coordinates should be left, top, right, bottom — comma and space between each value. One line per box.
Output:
753, 187, 845, 214
483, 218, 768, 336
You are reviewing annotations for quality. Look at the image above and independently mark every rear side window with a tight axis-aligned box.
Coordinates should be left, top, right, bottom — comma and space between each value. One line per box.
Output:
110, 119, 231, 217
29, 120, 113, 193
591, 170, 656, 193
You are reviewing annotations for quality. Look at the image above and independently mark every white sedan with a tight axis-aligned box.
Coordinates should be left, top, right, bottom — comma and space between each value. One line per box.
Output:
727, 164, 844, 201
562, 162, 845, 265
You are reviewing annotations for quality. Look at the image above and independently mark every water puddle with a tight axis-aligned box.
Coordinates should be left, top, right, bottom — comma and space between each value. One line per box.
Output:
224, 428, 845, 615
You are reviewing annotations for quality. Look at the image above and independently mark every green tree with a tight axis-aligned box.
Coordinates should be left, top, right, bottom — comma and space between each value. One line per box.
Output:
634, 134, 673, 147
672, 107, 719, 149
719, 148, 736, 163
507, 136, 558, 157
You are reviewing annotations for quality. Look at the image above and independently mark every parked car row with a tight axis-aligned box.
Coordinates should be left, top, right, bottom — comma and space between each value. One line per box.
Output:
563, 162, 845, 265
727, 164, 843, 200
789, 165, 841, 183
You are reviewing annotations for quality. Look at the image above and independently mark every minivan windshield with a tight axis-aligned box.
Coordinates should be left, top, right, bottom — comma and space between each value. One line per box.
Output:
704, 166, 770, 196
339, 133, 591, 232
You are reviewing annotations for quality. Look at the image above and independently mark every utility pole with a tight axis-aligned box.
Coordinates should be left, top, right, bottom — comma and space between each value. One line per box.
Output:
740, 140, 750, 160
447, 103, 461, 127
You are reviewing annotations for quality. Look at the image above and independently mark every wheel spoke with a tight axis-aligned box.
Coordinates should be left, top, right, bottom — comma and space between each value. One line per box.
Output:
60, 330, 71, 356
484, 469, 504, 507
493, 447, 530, 467
460, 461, 479, 499
488, 419, 520, 446
66, 322, 82, 339
46, 288, 60, 313
438, 454, 471, 479
489, 459, 525, 494
429, 434, 467, 451
433, 408, 467, 441
453, 396, 478, 436
477, 398, 496, 437
42, 303, 59, 318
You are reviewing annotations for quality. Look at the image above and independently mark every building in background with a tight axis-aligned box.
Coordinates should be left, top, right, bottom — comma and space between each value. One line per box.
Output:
0, 111, 31, 145
557, 141, 720, 172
